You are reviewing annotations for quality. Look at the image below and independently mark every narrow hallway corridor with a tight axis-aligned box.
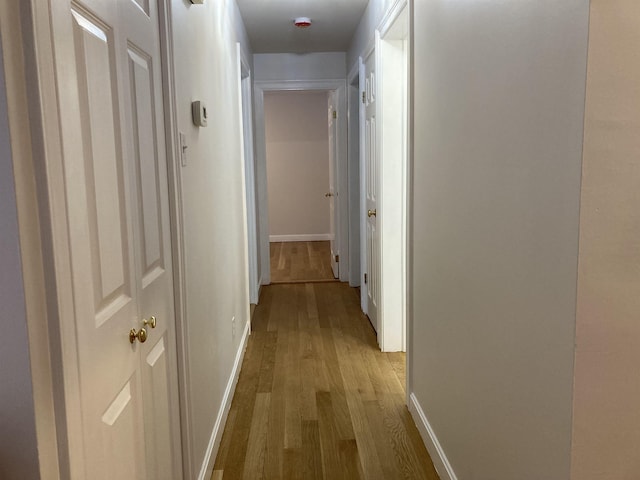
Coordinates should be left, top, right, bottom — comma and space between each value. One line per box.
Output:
213, 282, 438, 479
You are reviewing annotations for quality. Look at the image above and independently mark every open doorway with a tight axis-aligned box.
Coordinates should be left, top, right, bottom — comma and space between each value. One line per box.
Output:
263, 90, 337, 283
254, 80, 348, 286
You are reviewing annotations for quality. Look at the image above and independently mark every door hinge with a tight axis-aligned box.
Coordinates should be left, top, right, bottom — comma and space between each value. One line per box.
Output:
335, 254, 339, 263
362, 91, 366, 104
364, 273, 368, 284
332, 110, 337, 119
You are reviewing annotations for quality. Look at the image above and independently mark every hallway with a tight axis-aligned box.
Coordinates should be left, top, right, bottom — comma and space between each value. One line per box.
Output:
213, 282, 438, 479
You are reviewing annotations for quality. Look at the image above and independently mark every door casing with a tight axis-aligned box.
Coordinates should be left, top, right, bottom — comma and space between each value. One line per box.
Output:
376, 0, 410, 353
237, 43, 259, 305
355, 0, 411, 353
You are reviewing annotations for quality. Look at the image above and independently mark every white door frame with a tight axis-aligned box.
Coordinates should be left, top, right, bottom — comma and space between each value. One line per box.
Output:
254, 79, 349, 284
237, 44, 259, 305
347, 59, 363, 288
12, 1, 189, 478
371, 0, 410, 353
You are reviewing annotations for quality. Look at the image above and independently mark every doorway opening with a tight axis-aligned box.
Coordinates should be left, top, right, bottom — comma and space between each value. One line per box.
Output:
263, 90, 335, 284
254, 80, 348, 286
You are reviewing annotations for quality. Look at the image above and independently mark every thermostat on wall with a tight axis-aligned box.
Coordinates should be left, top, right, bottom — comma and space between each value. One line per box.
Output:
192, 101, 208, 127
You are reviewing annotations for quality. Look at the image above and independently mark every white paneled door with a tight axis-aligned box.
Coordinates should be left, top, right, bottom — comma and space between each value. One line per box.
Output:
52, 0, 181, 478
364, 49, 379, 332
328, 91, 340, 279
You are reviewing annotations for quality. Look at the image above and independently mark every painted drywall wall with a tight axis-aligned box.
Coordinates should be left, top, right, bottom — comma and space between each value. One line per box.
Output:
265, 91, 330, 239
410, 1, 589, 478
254, 52, 346, 82
571, 1, 640, 478
171, 0, 252, 476
0, 38, 40, 480
346, 0, 395, 70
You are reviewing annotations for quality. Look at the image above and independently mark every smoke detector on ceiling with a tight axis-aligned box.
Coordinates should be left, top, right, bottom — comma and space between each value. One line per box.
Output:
293, 17, 312, 28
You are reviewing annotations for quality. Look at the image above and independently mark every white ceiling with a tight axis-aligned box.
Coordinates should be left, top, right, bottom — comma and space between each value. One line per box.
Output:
236, 0, 370, 54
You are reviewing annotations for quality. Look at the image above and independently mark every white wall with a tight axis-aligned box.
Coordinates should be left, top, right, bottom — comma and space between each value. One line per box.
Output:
170, 0, 252, 476
265, 91, 330, 239
0, 35, 40, 480
410, 1, 590, 478
346, 0, 395, 70
571, 1, 640, 477
254, 52, 346, 82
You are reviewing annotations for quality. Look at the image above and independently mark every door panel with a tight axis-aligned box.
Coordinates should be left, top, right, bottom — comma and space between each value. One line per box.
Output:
142, 335, 174, 480
97, 379, 144, 480
123, 0, 179, 477
71, 7, 131, 321
127, 45, 165, 287
364, 50, 379, 332
52, 0, 181, 477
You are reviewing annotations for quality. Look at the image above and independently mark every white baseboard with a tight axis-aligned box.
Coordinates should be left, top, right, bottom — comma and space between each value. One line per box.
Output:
408, 393, 458, 480
269, 234, 332, 242
197, 320, 251, 480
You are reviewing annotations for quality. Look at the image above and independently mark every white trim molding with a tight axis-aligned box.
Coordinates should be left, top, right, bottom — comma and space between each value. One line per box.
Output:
269, 234, 332, 242
198, 319, 251, 480
409, 393, 458, 480
378, 0, 408, 36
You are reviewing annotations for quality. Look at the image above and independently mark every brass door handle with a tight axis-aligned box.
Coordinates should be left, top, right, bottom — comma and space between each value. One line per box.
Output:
325, 192, 334, 197
143, 316, 157, 329
367, 209, 377, 217
129, 327, 148, 344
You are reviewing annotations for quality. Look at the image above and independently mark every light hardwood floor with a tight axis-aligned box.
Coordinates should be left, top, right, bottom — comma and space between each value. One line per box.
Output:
270, 241, 337, 283
213, 282, 439, 479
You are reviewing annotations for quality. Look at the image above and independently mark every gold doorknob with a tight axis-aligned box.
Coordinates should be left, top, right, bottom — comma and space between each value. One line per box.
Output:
325, 192, 334, 197
143, 316, 157, 329
129, 327, 148, 344
367, 209, 377, 217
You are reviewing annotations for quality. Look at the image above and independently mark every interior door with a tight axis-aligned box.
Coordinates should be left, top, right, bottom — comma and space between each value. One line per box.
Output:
364, 50, 379, 332
328, 91, 339, 278
52, 0, 181, 478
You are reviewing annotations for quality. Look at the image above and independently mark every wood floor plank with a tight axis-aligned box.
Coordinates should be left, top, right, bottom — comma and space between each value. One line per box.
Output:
212, 406, 237, 471
283, 448, 303, 480
316, 391, 345, 480
270, 241, 336, 283
214, 261, 439, 480
302, 420, 323, 480
242, 392, 271, 480
216, 330, 267, 478
378, 392, 439, 480
263, 332, 287, 479
386, 352, 407, 392
257, 331, 278, 394
339, 439, 364, 480
363, 399, 403, 479
319, 327, 356, 441
394, 400, 441, 479
285, 331, 302, 449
